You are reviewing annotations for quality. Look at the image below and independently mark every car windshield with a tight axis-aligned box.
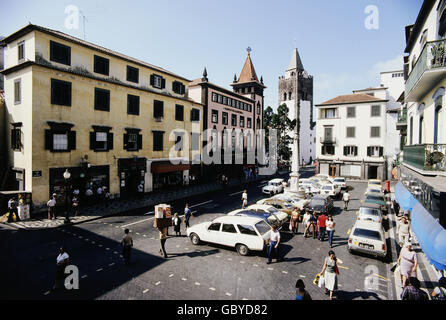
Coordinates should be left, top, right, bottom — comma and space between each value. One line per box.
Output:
322, 186, 332, 190
367, 189, 381, 193
267, 207, 280, 214
238, 211, 270, 219
334, 178, 345, 182
311, 199, 325, 206
359, 207, 380, 216
369, 181, 381, 185
353, 228, 382, 241
366, 195, 384, 202
255, 221, 271, 235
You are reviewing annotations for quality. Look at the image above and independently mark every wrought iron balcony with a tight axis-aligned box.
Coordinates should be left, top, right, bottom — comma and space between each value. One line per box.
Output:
406, 40, 446, 102
403, 144, 446, 172
320, 137, 336, 144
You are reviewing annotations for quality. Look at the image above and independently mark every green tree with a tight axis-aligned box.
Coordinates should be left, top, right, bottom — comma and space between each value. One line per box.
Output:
272, 104, 294, 161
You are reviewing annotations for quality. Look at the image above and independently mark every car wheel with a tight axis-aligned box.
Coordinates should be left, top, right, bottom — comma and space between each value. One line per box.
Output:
347, 247, 353, 254
236, 244, 249, 256
190, 233, 201, 245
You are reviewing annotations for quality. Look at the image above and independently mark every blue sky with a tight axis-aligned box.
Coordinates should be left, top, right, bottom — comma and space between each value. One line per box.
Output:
1, 0, 422, 110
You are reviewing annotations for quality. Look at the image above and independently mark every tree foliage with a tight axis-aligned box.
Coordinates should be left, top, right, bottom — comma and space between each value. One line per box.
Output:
264, 104, 296, 161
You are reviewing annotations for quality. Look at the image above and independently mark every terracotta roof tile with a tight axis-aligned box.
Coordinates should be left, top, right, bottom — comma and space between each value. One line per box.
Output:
317, 93, 388, 106
238, 54, 259, 83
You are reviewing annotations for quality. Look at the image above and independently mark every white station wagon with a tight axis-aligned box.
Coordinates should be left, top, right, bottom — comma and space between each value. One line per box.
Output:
187, 215, 272, 256
348, 220, 387, 259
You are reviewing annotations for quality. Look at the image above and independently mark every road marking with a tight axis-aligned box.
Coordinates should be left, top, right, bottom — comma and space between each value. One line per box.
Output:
121, 218, 153, 228
81, 275, 88, 279
227, 258, 232, 261
226, 292, 232, 296
96, 268, 103, 272
268, 267, 274, 271
347, 229, 351, 235
372, 273, 390, 281
216, 255, 221, 258
209, 287, 216, 291
240, 261, 245, 264
136, 233, 140, 235
106, 248, 110, 251
109, 263, 115, 267
242, 298, 249, 300
282, 271, 288, 274
181, 278, 187, 281
143, 235, 147, 237
190, 200, 212, 208
98, 244, 103, 247
144, 211, 154, 216
195, 282, 201, 286
253, 264, 259, 267
44, 291, 50, 295
91, 241, 96, 244
169, 274, 174, 278
114, 251, 118, 254
155, 281, 161, 286
229, 191, 244, 196
299, 275, 306, 278
143, 289, 149, 293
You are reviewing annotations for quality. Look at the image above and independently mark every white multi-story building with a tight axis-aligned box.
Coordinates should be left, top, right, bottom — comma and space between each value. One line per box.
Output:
278, 48, 315, 166
315, 93, 388, 180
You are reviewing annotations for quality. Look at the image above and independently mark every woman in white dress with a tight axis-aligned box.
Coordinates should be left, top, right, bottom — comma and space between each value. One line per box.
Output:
320, 250, 343, 300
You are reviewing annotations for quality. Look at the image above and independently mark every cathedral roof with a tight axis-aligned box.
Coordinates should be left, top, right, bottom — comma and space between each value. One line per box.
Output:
287, 48, 304, 71
236, 53, 261, 85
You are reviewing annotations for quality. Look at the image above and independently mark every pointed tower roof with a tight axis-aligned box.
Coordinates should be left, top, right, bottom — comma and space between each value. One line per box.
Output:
237, 52, 260, 83
287, 48, 304, 71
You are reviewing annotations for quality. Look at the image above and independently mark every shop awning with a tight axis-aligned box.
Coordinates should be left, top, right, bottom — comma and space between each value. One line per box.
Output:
394, 182, 418, 211
151, 161, 190, 174
411, 202, 446, 270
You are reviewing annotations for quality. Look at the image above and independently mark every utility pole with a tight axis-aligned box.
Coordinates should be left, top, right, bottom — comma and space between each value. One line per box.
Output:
80, 11, 88, 40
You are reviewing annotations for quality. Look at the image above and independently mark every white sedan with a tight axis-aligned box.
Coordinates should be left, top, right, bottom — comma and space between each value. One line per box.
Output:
262, 178, 284, 195
272, 193, 310, 210
319, 183, 341, 197
348, 220, 387, 259
187, 215, 271, 256
356, 204, 383, 224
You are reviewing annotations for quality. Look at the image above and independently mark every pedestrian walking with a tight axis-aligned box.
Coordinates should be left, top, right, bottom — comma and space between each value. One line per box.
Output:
52, 247, 70, 291
7, 198, 18, 223
342, 190, 350, 211
267, 225, 283, 264
326, 215, 336, 248
317, 212, 328, 241
289, 208, 300, 235
72, 195, 79, 217
397, 214, 411, 246
172, 213, 182, 236
159, 227, 168, 258
397, 241, 418, 286
309, 211, 318, 239
184, 203, 192, 228
295, 279, 312, 300
121, 229, 133, 265
104, 187, 111, 208
393, 199, 400, 216
47, 194, 57, 220
85, 187, 93, 205
241, 190, 248, 209
319, 250, 343, 300
302, 209, 312, 238
431, 277, 446, 300
401, 277, 429, 300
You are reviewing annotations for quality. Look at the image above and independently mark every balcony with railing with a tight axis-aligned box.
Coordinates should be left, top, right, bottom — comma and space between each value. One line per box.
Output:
397, 108, 407, 130
403, 144, 446, 172
406, 40, 446, 102
320, 137, 336, 144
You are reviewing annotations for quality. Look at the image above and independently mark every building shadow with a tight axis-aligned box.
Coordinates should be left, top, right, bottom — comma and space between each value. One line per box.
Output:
336, 289, 383, 300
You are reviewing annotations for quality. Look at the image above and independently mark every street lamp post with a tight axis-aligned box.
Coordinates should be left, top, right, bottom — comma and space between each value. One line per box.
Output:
63, 169, 71, 224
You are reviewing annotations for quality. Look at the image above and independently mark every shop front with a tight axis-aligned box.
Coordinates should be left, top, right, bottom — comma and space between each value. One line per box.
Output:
118, 157, 147, 198
151, 161, 190, 191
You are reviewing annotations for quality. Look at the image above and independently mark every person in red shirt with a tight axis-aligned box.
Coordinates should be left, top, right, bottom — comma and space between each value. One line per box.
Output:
317, 213, 328, 242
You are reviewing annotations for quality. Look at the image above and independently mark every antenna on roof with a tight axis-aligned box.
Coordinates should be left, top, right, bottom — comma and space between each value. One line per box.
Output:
79, 10, 88, 40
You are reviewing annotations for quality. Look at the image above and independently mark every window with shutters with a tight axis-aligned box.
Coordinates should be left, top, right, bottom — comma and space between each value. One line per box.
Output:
240, 116, 245, 127
94, 55, 109, 76
126, 66, 139, 83
153, 131, 164, 151
151, 74, 165, 89
175, 105, 184, 121
218, 95, 223, 104
96, 132, 108, 151
367, 146, 383, 157
346, 127, 355, 138
45, 122, 76, 152
212, 110, 218, 123
191, 108, 200, 121
322, 108, 337, 119
94, 88, 110, 111
14, 79, 21, 104
343, 145, 358, 157
231, 114, 237, 126
127, 94, 140, 115
321, 145, 335, 155
50, 41, 71, 66
370, 126, 381, 138
223, 96, 227, 105
90, 126, 113, 152
173, 81, 185, 94
347, 106, 356, 118
18, 41, 25, 62
222, 112, 228, 125
53, 133, 68, 151
123, 128, 142, 151
247, 118, 252, 128
11, 126, 22, 151
154, 100, 164, 119
371, 105, 381, 117
51, 79, 71, 106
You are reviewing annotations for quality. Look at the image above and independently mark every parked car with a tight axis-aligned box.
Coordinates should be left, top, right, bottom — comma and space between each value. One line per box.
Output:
362, 194, 387, 213
329, 177, 347, 190
367, 179, 382, 190
300, 182, 322, 195
256, 198, 295, 216
272, 193, 310, 210
262, 178, 284, 195
308, 194, 334, 215
298, 178, 312, 186
319, 183, 341, 198
364, 188, 385, 196
315, 174, 330, 181
348, 220, 387, 259
309, 177, 325, 185
187, 215, 271, 256
228, 205, 288, 227
356, 203, 383, 224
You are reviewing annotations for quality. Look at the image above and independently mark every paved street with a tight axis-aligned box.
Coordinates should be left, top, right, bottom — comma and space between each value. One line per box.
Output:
0, 168, 399, 300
